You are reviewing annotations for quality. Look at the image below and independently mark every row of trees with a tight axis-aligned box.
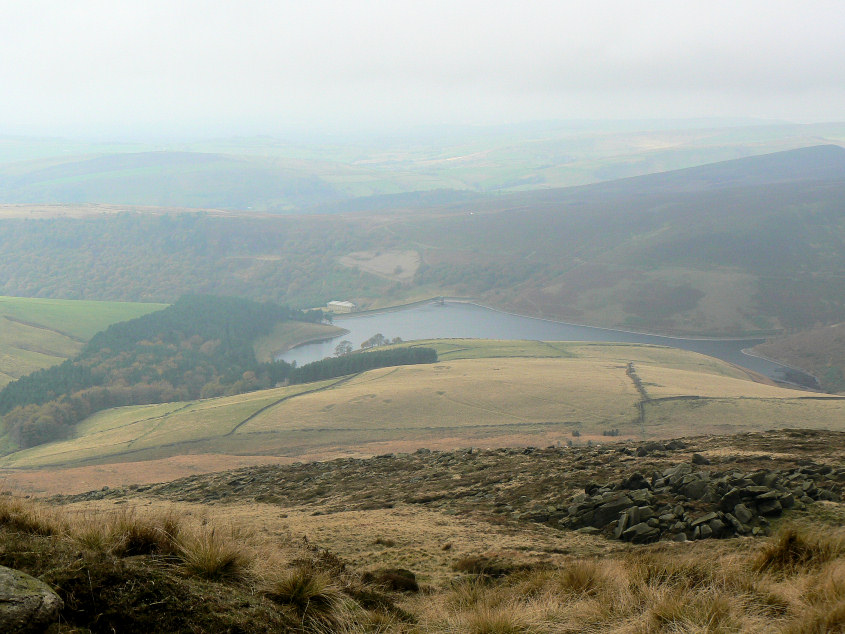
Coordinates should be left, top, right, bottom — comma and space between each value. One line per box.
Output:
333, 333, 404, 356
288, 347, 437, 385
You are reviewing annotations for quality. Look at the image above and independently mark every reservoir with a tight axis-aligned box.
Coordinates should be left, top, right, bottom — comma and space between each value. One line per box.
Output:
278, 300, 817, 389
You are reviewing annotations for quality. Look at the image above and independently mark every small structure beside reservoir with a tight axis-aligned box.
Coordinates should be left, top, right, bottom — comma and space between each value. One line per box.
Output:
327, 300, 357, 314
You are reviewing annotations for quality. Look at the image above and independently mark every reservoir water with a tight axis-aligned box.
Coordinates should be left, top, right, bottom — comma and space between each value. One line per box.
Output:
278, 300, 817, 389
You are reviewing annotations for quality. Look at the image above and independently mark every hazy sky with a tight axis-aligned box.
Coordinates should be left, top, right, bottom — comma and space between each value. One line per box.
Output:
2, 1, 844, 138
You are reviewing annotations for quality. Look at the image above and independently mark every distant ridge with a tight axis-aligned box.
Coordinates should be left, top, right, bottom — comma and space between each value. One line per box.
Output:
0, 151, 343, 210
611, 144, 845, 193
500, 144, 845, 205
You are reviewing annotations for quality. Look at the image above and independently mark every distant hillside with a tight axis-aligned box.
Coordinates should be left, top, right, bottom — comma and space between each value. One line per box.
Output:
542, 144, 845, 197
395, 146, 845, 333
0, 146, 843, 334
0, 212, 393, 306
0, 151, 344, 211
2, 122, 844, 210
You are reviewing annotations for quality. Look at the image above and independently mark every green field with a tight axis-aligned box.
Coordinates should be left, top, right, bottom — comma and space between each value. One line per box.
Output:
0, 296, 166, 387
3, 339, 842, 469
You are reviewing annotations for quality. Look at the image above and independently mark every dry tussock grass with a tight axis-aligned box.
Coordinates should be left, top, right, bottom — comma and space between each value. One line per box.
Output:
410, 525, 845, 633
754, 525, 845, 576
177, 525, 251, 581
0, 492, 65, 535
2, 491, 844, 632
265, 565, 349, 628
0, 494, 394, 631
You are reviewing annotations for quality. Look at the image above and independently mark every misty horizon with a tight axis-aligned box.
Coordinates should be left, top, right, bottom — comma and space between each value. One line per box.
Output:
2, 1, 845, 138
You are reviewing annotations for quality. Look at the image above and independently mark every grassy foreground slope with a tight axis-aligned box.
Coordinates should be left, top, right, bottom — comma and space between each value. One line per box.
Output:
0, 296, 166, 388
3, 340, 842, 472
1, 430, 842, 632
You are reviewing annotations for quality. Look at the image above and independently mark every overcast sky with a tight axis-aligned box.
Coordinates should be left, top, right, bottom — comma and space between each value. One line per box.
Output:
1, 0, 844, 138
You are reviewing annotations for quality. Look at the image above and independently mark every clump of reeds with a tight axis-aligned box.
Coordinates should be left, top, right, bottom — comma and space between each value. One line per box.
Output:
754, 525, 845, 576
265, 565, 347, 627
176, 525, 250, 581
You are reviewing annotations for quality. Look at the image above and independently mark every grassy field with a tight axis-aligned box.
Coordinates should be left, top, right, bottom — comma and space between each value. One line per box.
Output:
2, 339, 843, 488
0, 296, 166, 387
337, 249, 421, 282
0, 380, 342, 468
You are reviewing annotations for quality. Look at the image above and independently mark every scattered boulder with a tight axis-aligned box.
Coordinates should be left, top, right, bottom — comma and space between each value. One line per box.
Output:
691, 453, 711, 465
621, 522, 660, 544
0, 566, 62, 634
733, 504, 754, 525
680, 478, 709, 500
636, 442, 665, 457
618, 472, 651, 490
590, 493, 635, 528
690, 512, 719, 527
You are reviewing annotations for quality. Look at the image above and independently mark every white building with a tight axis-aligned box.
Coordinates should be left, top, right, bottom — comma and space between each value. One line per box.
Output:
327, 300, 357, 313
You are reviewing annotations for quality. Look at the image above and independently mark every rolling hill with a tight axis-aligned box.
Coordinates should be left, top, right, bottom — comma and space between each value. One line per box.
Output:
1, 340, 841, 488
0, 151, 344, 211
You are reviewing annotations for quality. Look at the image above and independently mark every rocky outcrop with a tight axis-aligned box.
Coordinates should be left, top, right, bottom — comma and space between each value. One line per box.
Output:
0, 566, 62, 633
58, 429, 845, 549
562, 461, 842, 543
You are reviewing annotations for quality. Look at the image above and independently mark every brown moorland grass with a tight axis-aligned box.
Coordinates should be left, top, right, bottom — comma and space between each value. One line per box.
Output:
0, 493, 412, 632
405, 525, 845, 633
0, 486, 843, 631
3, 341, 843, 479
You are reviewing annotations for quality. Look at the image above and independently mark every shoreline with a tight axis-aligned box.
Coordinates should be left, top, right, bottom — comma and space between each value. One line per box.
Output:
321, 297, 819, 391
340, 296, 771, 344
272, 327, 350, 359
740, 346, 822, 390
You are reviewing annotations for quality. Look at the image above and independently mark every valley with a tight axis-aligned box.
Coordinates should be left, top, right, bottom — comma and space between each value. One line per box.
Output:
1, 146, 845, 339
0, 135, 843, 633
4, 8, 845, 631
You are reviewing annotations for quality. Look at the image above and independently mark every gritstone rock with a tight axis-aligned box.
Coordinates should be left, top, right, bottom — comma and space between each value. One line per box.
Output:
0, 566, 62, 634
